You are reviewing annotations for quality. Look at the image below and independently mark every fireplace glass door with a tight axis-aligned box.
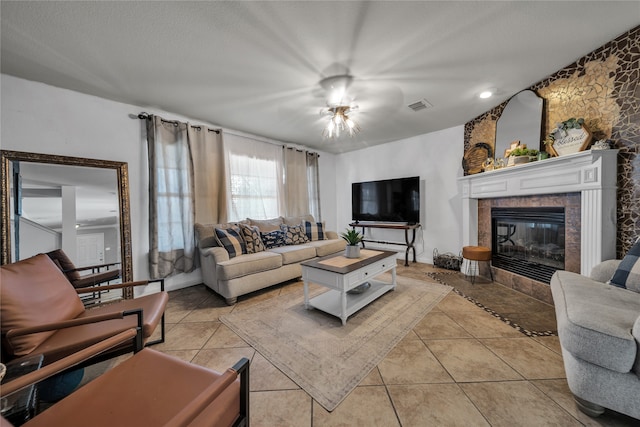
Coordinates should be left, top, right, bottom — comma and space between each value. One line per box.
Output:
492, 207, 565, 283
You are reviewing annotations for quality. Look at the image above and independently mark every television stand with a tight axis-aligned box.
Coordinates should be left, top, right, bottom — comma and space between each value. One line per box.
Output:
349, 223, 421, 266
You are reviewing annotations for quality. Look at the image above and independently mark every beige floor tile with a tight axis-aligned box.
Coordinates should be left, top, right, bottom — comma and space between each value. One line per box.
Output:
413, 311, 473, 339
482, 337, 566, 379
163, 303, 196, 323
359, 367, 384, 386
180, 295, 234, 322
191, 347, 255, 373
461, 381, 581, 427
450, 310, 524, 338
427, 339, 522, 382
250, 352, 299, 391
388, 383, 490, 426
531, 379, 639, 426
154, 321, 220, 351
313, 386, 400, 427
250, 389, 311, 427
378, 339, 453, 384
531, 335, 563, 355
202, 324, 247, 348
435, 293, 484, 314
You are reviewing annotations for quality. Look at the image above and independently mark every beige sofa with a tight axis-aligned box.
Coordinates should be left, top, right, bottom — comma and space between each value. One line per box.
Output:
195, 215, 346, 305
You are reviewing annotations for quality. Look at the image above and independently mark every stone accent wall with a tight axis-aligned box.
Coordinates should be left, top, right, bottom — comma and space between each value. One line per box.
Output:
478, 194, 581, 304
465, 25, 640, 258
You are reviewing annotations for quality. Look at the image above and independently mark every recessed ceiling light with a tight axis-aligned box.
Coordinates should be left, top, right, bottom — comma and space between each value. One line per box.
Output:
479, 90, 493, 99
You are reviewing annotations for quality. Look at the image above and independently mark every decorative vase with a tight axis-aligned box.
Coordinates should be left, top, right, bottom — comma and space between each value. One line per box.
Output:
345, 245, 360, 258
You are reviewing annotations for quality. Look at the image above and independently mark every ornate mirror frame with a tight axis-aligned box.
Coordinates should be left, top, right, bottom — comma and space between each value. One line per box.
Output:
0, 150, 133, 284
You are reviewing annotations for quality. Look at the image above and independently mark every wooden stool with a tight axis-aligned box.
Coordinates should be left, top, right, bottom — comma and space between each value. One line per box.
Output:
462, 246, 493, 284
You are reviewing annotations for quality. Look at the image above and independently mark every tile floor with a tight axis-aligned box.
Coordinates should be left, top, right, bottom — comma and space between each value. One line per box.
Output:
85, 262, 638, 426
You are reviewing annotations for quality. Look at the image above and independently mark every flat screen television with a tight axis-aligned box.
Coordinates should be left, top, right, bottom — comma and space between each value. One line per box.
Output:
352, 176, 420, 224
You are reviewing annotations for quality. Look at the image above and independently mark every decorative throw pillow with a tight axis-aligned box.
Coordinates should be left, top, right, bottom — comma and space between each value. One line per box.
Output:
280, 224, 310, 245
260, 230, 286, 249
609, 238, 640, 292
214, 226, 247, 259
303, 220, 326, 241
240, 224, 265, 254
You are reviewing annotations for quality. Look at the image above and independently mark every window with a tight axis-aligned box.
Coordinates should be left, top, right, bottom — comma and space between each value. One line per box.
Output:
224, 133, 284, 221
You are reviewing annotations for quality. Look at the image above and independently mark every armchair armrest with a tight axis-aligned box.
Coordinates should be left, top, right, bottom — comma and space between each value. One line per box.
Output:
75, 280, 149, 294
64, 262, 121, 273
590, 259, 622, 283
164, 357, 250, 427
1, 328, 139, 397
6, 309, 143, 340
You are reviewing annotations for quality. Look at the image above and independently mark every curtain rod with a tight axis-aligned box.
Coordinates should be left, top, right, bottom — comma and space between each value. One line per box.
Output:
136, 111, 318, 156
137, 112, 220, 134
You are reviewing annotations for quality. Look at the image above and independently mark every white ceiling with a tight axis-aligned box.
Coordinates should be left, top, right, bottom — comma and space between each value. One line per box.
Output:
1, 1, 639, 154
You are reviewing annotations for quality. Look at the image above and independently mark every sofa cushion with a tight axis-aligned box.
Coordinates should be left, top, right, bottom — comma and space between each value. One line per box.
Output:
217, 251, 282, 281
196, 222, 246, 249
239, 224, 265, 254
248, 217, 283, 232
304, 221, 326, 241
551, 270, 640, 373
283, 215, 315, 226
215, 226, 247, 259
261, 230, 286, 249
609, 238, 640, 292
306, 238, 347, 257
1, 254, 86, 357
267, 245, 317, 265
280, 224, 310, 245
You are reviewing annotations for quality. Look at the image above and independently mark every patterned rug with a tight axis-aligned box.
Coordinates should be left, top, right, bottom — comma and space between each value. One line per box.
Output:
427, 271, 557, 337
220, 274, 451, 411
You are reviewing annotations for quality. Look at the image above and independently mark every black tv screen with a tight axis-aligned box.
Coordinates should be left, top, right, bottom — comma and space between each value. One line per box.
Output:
352, 177, 420, 224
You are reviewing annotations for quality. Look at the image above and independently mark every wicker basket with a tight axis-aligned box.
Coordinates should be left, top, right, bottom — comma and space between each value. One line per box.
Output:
433, 249, 462, 271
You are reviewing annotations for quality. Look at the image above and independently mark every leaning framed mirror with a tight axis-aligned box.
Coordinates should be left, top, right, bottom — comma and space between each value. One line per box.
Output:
1, 150, 132, 285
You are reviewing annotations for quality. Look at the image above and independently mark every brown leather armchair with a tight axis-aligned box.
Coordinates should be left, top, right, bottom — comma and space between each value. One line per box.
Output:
0, 254, 168, 366
46, 249, 121, 289
1, 328, 250, 427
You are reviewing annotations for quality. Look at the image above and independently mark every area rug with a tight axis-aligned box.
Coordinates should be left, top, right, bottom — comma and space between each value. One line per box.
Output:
220, 275, 451, 411
427, 271, 557, 337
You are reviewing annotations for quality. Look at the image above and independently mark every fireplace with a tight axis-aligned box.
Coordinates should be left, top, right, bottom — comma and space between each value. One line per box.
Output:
458, 150, 618, 304
491, 207, 565, 283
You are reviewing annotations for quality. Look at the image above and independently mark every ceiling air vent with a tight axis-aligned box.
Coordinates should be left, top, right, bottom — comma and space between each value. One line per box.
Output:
408, 99, 433, 112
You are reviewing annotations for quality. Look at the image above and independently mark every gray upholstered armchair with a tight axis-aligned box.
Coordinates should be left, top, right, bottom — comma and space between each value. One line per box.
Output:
550, 259, 640, 420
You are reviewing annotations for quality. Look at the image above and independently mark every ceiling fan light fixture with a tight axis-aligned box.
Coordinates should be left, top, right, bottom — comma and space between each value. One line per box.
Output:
322, 105, 360, 139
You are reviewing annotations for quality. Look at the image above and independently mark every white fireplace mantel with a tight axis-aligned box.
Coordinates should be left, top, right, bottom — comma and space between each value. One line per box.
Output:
458, 149, 619, 276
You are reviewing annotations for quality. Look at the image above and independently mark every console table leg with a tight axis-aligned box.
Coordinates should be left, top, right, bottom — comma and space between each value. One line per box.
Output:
341, 291, 347, 325
303, 280, 310, 309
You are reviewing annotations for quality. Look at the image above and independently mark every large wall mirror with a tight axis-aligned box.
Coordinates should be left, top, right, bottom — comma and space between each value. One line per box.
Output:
1, 150, 132, 284
495, 90, 543, 159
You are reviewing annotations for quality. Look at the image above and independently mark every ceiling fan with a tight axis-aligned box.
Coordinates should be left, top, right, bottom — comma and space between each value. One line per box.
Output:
318, 74, 361, 138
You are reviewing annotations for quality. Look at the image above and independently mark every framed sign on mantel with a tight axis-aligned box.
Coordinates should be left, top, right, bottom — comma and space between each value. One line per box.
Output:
547, 121, 592, 157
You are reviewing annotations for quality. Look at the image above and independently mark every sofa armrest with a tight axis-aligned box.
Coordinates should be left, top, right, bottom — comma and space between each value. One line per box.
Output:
201, 246, 230, 263
590, 259, 622, 283
325, 230, 339, 240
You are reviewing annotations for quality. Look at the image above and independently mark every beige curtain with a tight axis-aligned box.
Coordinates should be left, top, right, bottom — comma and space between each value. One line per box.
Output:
306, 151, 321, 221
147, 116, 195, 278
188, 127, 228, 224
283, 147, 309, 217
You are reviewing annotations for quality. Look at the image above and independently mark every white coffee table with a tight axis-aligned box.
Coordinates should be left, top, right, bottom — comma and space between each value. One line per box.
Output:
301, 249, 397, 325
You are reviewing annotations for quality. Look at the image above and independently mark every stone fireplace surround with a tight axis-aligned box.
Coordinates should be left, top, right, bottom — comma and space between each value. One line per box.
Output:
458, 150, 618, 304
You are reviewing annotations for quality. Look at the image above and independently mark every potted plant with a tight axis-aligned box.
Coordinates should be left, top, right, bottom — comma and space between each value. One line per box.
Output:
507, 146, 539, 166
340, 228, 363, 258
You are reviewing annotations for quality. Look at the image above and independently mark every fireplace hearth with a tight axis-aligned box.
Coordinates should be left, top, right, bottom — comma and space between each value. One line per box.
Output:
492, 207, 565, 284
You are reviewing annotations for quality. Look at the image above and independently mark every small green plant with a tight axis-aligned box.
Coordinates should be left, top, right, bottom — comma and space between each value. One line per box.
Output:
544, 117, 586, 146
509, 147, 539, 157
340, 228, 363, 246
